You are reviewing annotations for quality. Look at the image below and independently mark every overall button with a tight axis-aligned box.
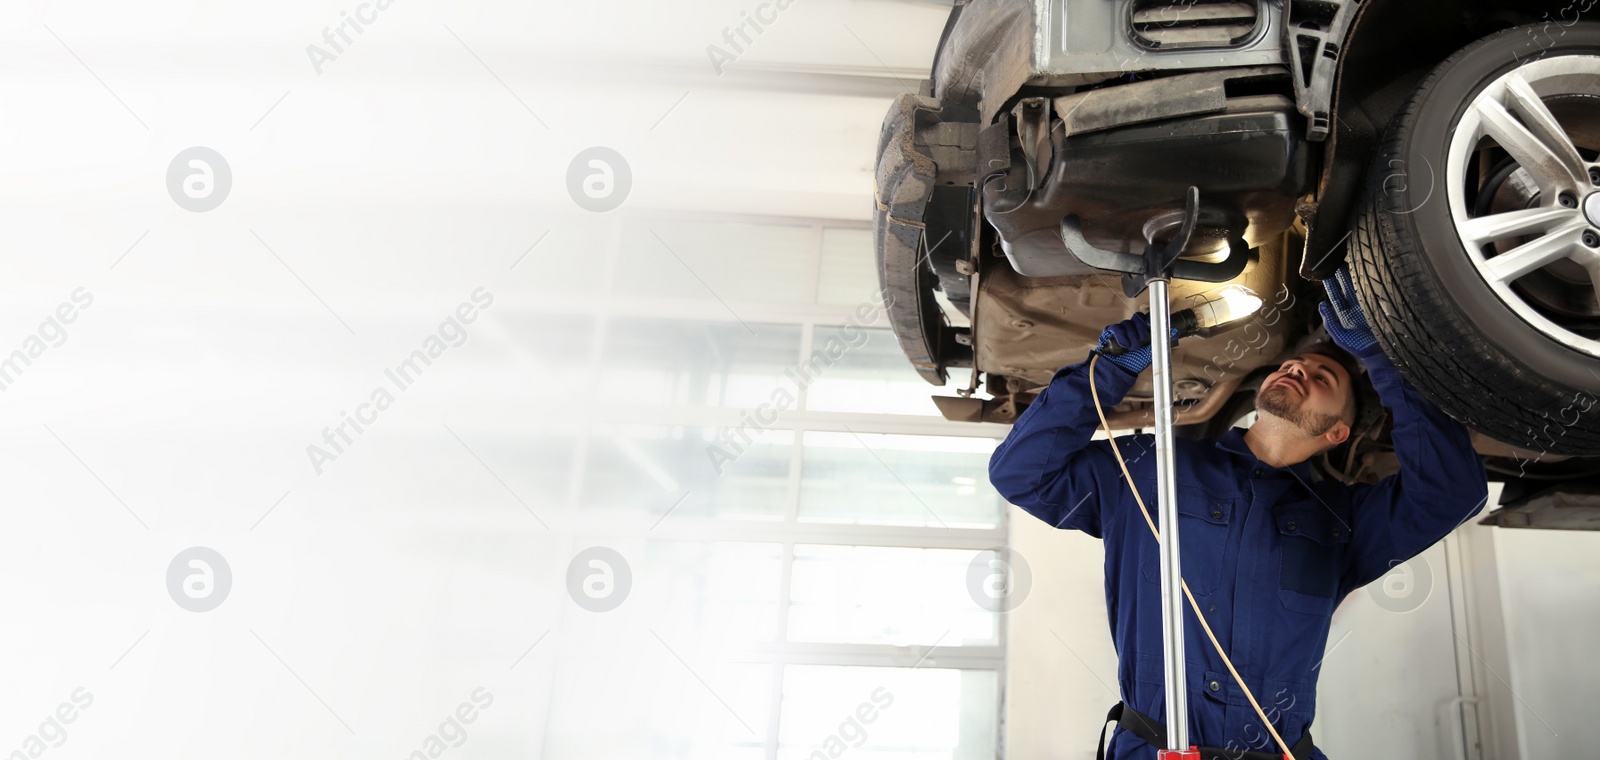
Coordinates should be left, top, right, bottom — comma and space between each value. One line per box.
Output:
1211, 510, 1224, 519
1208, 680, 1221, 692
1252, 467, 1264, 477
1286, 521, 1298, 532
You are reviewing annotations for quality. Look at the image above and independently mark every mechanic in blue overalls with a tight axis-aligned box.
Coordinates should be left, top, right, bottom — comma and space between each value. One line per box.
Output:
988, 272, 1489, 760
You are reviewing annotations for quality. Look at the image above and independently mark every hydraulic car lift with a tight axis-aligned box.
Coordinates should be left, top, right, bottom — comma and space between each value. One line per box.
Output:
1067, 187, 1284, 759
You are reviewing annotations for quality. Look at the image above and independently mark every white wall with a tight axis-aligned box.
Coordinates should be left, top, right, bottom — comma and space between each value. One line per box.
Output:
1484, 523, 1600, 757
1003, 518, 1121, 759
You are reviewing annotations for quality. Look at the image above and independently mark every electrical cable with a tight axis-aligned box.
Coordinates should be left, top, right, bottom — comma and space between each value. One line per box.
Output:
1088, 352, 1297, 760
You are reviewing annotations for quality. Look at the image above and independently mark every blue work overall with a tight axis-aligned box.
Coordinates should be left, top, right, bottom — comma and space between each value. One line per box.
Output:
988, 348, 1488, 759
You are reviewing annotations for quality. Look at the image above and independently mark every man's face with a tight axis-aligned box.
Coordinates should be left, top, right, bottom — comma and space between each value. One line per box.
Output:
1255, 352, 1354, 444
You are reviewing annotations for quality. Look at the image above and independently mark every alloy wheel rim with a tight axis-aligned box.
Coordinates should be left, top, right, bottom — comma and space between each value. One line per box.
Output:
1446, 55, 1600, 357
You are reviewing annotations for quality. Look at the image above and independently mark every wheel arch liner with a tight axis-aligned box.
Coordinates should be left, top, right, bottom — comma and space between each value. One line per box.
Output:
875, 93, 967, 386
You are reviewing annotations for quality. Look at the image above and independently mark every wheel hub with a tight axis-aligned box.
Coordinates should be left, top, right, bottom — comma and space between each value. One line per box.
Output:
1446, 56, 1600, 357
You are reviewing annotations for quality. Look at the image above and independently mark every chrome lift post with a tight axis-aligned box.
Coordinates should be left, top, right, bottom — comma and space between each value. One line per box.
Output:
1060, 187, 1254, 760
1147, 277, 1190, 756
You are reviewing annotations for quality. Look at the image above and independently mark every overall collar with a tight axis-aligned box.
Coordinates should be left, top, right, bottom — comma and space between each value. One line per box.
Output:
1215, 426, 1318, 483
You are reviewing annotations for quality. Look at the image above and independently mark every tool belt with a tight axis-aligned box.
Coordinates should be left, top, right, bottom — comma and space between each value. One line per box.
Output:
1096, 702, 1315, 760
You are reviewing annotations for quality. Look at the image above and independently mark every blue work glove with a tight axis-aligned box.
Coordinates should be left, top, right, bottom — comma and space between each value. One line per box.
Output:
1318, 267, 1382, 359
1096, 312, 1180, 374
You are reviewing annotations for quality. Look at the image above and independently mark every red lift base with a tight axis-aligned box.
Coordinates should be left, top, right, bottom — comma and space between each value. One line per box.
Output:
1156, 751, 1291, 760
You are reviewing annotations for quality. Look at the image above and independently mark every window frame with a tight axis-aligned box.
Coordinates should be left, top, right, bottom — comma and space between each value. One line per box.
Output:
549, 212, 1011, 759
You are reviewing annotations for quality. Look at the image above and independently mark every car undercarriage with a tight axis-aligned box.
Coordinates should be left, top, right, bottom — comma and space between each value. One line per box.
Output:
874, 0, 1600, 526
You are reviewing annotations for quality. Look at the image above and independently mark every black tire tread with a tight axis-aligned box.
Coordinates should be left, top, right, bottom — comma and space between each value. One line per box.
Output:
1346, 23, 1600, 455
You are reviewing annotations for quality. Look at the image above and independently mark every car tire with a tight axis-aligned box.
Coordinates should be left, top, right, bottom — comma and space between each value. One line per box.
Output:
1348, 21, 1600, 456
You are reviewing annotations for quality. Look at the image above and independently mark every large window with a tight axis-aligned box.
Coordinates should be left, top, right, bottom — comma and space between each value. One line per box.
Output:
545, 213, 1007, 759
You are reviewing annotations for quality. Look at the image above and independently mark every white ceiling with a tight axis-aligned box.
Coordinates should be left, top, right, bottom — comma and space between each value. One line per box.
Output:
0, 0, 955, 319
0, 0, 953, 219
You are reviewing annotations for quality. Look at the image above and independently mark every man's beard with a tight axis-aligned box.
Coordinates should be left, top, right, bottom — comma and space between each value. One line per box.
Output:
1255, 381, 1343, 437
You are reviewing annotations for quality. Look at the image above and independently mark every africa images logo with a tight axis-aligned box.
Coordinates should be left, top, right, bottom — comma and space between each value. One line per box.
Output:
167, 547, 232, 612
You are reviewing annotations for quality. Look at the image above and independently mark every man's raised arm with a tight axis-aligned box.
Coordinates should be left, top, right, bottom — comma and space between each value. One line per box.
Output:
988, 316, 1153, 538
1316, 268, 1489, 590
1340, 348, 1488, 589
